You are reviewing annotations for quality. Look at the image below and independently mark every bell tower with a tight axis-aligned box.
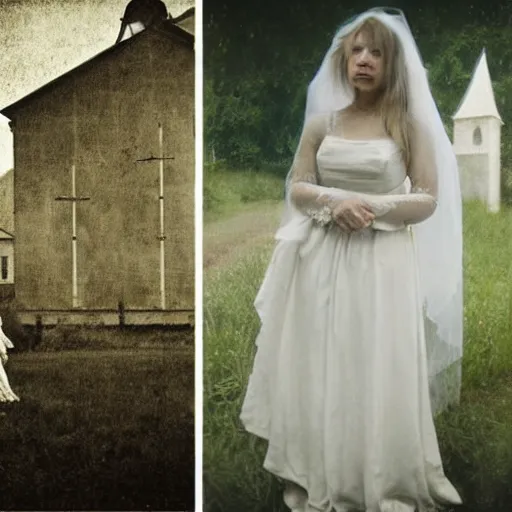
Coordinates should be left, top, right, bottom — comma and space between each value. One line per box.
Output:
115, 0, 168, 44
453, 49, 503, 213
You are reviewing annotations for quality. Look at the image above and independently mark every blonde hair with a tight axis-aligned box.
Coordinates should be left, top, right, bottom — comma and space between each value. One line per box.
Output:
332, 17, 411, 167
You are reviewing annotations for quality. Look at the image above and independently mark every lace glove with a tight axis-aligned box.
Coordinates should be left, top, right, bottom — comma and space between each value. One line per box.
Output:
287, 114, 438, 231
290, 181, 437, 231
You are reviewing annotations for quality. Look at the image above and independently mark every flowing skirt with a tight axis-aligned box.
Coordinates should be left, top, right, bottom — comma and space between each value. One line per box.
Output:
0, 360, 19, 402
240, 223, 461, 512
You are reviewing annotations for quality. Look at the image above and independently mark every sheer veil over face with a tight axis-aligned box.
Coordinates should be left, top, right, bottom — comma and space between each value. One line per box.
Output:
336, 18, 411, 165
345, 30, 386, 92
281, 8, 463, 414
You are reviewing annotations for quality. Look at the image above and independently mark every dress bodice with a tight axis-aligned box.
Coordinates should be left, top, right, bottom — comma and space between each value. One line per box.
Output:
316, 135, 408, 195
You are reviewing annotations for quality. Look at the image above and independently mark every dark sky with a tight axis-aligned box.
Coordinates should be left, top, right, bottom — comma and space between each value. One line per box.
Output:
0, 0, 194, 173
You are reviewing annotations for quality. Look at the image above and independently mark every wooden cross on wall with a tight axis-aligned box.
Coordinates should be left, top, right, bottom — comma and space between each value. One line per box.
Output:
55, 164, 90, 308
136, 123, 174, 310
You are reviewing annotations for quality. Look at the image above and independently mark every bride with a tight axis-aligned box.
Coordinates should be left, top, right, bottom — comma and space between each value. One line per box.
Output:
240, 8, 463, 512
0, 316, 19, 403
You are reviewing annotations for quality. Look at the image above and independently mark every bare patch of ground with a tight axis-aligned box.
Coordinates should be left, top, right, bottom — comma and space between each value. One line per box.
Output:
204, 201, 282, 271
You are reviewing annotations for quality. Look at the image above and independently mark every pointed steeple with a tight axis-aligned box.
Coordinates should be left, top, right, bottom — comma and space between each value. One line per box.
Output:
453, 49, 503, 123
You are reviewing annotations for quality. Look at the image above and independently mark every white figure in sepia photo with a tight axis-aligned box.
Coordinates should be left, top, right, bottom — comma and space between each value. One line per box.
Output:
0, 316, 19, 402
0, 0, 195, 510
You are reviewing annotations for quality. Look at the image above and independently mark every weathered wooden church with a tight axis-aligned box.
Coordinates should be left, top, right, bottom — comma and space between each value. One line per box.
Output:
0, 3, 195, 326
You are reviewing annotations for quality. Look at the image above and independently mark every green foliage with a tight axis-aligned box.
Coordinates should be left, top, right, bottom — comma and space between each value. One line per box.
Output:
204, 200, 512, 512
204, 245, 280, 512
204, 162, 285, 221
461, 201, 512, 385
204, 1, 512, 199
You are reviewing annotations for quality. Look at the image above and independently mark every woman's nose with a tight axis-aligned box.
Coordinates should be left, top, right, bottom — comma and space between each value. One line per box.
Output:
356, 48, 371, 65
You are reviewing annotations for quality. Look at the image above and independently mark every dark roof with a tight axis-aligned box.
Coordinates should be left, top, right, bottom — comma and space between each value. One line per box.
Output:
0, 14, 194, 119
173, 6, 194, 26
0, 228, 14, 240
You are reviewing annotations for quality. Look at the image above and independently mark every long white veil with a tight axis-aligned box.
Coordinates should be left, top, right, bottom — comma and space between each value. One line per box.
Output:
278, 8, 463, 415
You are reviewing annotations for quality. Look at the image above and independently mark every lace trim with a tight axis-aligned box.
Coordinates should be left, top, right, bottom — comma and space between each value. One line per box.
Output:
306, 205, 333, 226
289, 173, 318, 186
412, 186, 431, 194
411, 186, 438, 205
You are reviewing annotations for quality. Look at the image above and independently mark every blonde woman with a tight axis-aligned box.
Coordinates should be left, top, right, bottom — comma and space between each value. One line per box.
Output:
241, 8, 463, 512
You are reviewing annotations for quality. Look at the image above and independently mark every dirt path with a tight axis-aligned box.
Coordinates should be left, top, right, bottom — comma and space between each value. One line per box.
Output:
204, 201, 283, 271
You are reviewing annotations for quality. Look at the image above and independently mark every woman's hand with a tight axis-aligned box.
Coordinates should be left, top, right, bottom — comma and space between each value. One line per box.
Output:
332, 198, 375, 232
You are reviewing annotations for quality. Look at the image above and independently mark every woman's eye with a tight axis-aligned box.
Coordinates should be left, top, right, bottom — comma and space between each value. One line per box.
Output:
352, 46, 363, 53
371, 49, 382, 57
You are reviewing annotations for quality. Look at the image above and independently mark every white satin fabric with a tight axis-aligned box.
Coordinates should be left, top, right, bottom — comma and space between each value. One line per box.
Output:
240, 138, 461, 511
300, 10, 463, 417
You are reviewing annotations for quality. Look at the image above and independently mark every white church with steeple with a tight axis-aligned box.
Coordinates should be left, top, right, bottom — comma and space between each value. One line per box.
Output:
453, 49, 503, 212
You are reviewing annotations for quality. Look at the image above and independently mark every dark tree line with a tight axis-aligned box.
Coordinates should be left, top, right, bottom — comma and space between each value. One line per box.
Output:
204, 0, 512, 198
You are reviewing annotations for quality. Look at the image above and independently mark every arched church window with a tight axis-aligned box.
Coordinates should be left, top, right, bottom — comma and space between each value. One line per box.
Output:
473, 126, 482, 146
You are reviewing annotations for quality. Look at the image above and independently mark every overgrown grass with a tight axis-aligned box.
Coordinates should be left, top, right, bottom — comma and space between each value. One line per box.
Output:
1, 343, 194, 510
36, 324, 193, 351
204, 162, 285, 222
204, 200, 512, 512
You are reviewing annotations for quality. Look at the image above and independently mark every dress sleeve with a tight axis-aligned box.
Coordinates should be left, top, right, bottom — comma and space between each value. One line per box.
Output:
287, 114, 345, 223
289, 117, 438, 230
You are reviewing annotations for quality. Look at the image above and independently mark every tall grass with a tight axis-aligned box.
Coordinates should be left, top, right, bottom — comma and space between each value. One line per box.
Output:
461, 202, 512, 387
1, 344, 194, 510
204, 200, 512, 512
204, 244, 279, 512
204, 162, 285, 222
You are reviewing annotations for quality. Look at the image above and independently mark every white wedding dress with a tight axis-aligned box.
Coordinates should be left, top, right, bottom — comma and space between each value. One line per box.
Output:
240, 114, 461, 511
0, 316, 19, 403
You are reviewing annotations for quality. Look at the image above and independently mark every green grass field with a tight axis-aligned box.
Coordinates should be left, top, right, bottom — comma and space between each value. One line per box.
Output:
204, 192, 512, 512
204, 163, 285, 222
0, 342, 194, 510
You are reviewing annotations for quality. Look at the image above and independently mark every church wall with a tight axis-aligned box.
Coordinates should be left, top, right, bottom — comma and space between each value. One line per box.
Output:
487, 117, 502, 212
456, 153, 489, 201
9, 30, 194, 313
453, 117, 490, 155
454, 116, 502, 211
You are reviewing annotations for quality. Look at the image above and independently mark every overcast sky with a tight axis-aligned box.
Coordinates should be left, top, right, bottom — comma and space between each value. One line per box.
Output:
0, 0, 194, 174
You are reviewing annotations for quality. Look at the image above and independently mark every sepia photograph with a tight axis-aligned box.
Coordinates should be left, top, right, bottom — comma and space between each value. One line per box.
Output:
0, 0, 195, 510
204, 0, 512, 511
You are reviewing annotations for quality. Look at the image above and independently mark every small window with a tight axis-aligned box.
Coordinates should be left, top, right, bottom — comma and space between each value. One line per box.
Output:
1, 256, 7, 280
473, 126, 482, 146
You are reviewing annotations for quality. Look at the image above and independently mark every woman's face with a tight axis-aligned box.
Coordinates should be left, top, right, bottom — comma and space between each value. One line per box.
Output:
346, 30, 385, 93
